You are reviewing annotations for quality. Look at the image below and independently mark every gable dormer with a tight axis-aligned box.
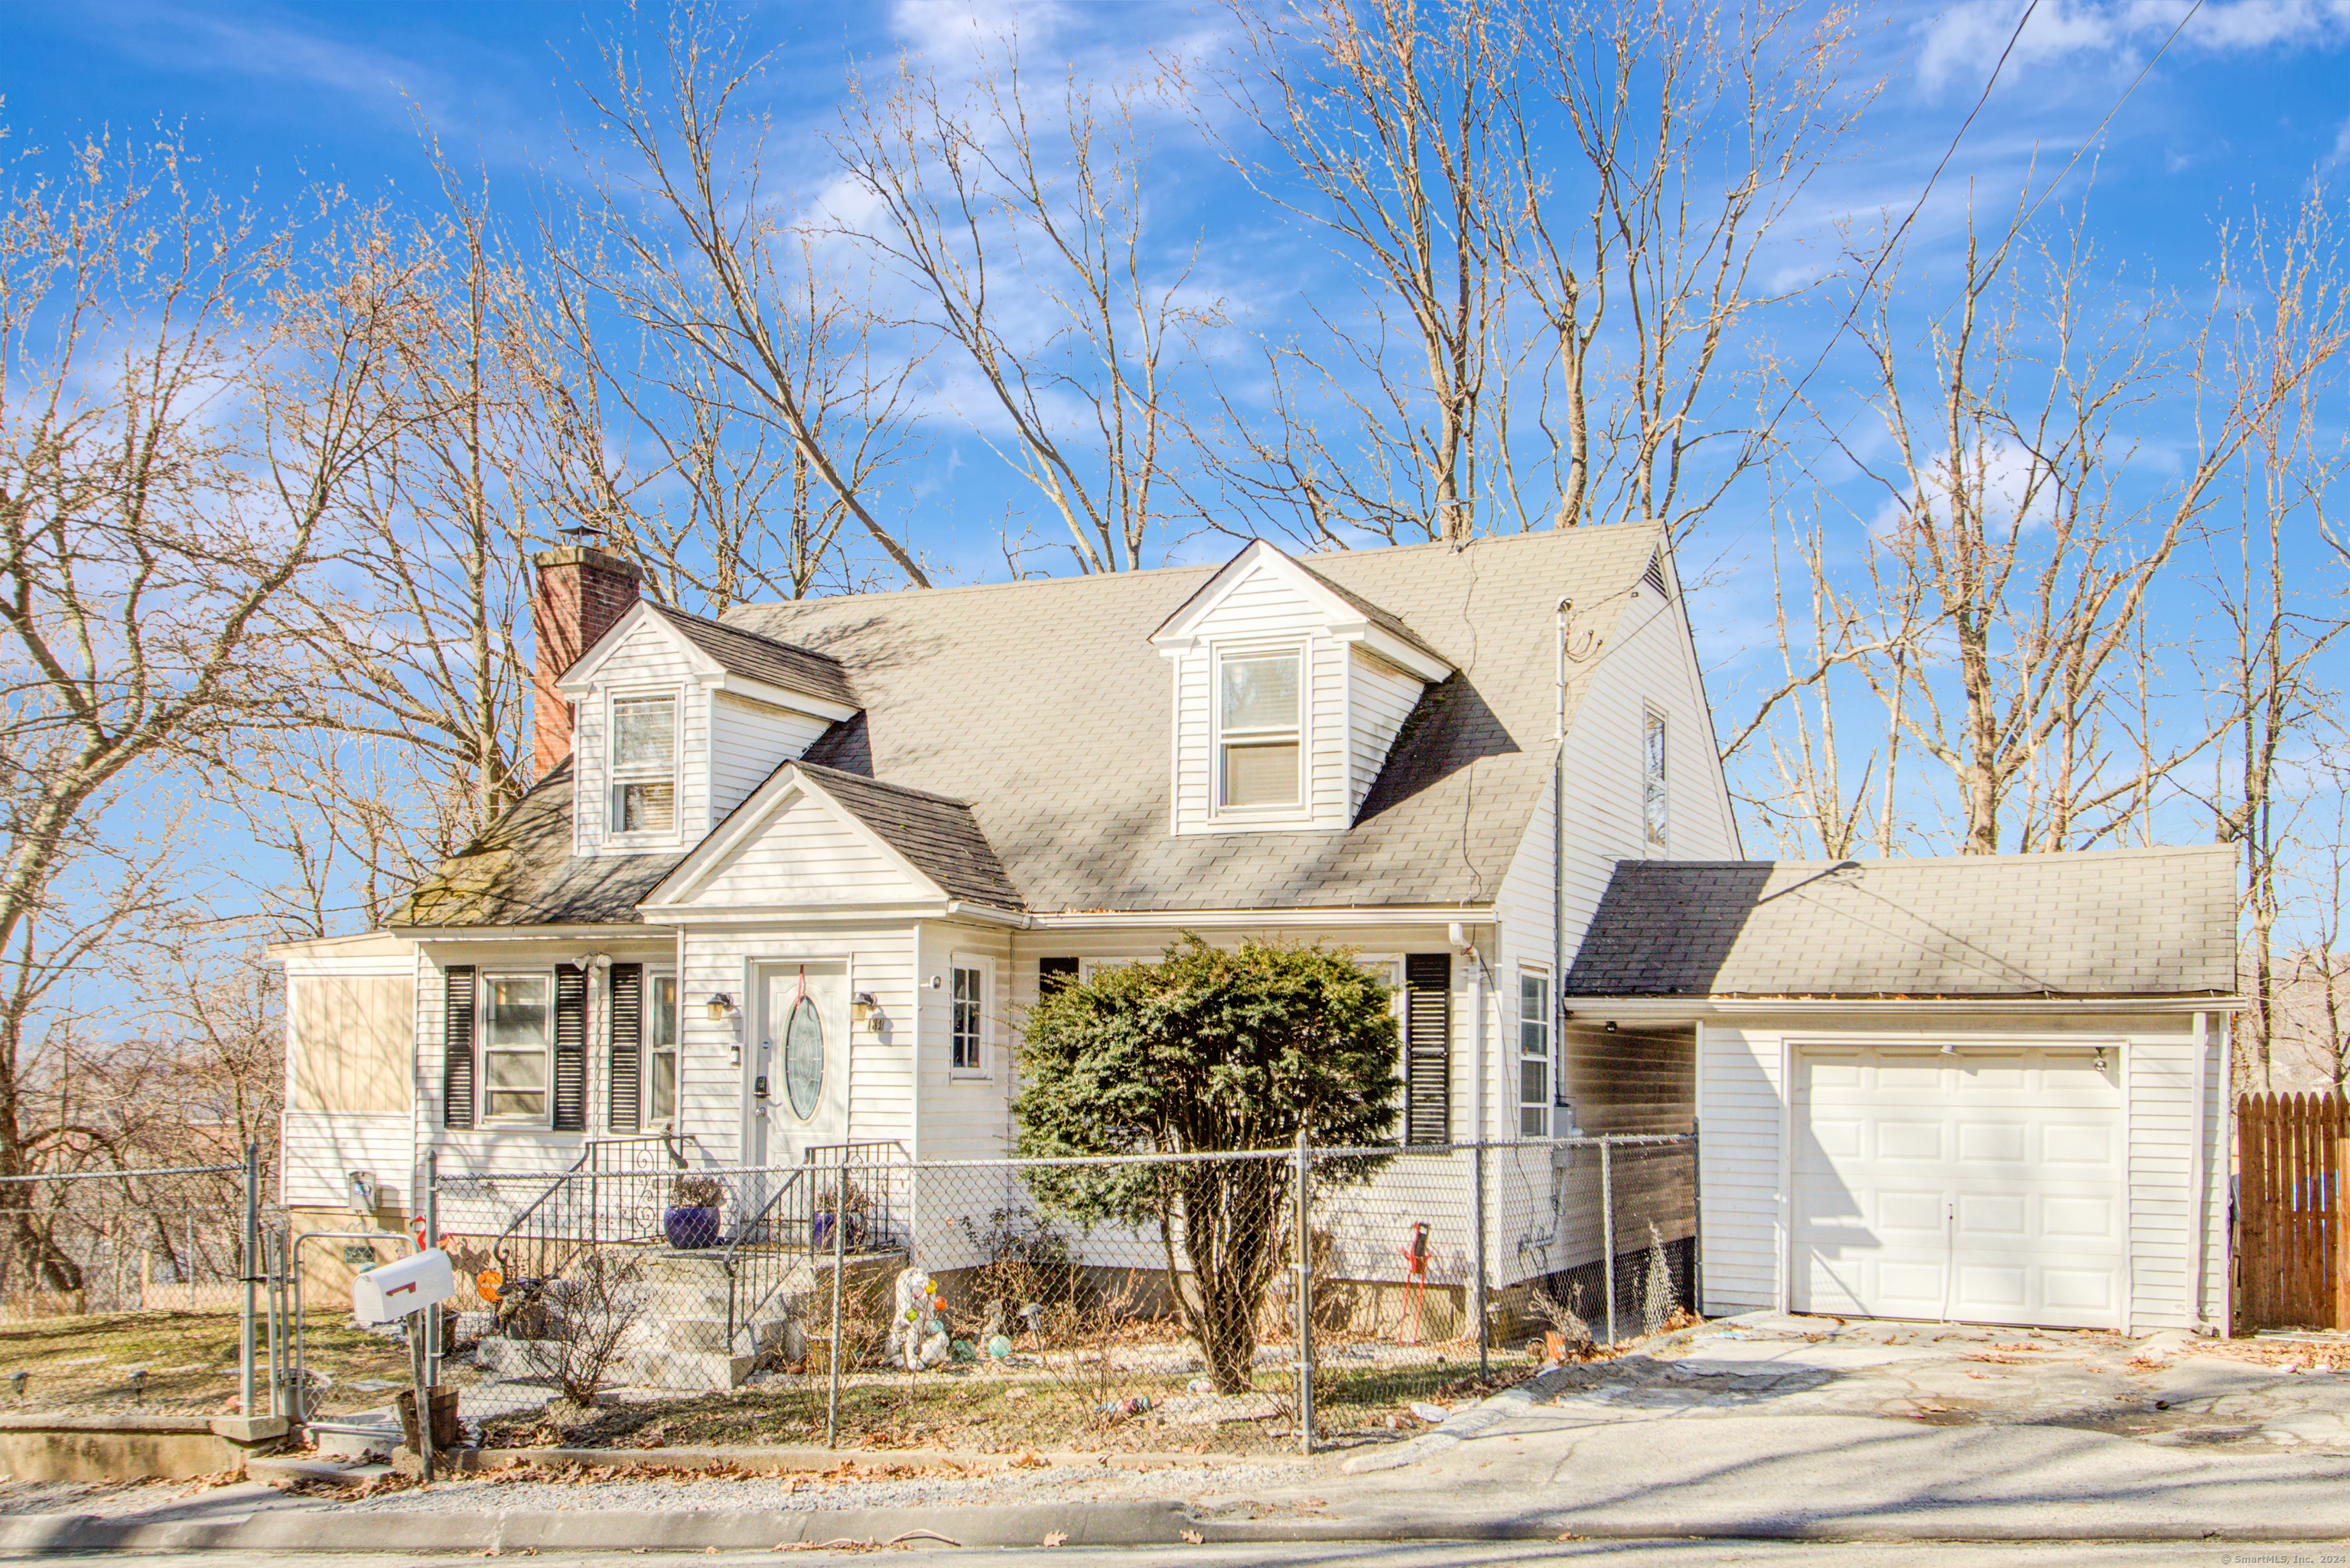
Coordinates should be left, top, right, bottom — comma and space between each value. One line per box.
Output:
555, 600, 859, 857
1151, 541, 1452, 834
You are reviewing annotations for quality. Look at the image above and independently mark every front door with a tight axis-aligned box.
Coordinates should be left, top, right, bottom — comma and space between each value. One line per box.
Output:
746, 961, 848, 1172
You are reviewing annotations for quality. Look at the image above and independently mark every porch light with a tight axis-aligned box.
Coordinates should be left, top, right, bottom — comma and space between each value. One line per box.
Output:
851, 991, 879, 1025
705, 993, 737, 1024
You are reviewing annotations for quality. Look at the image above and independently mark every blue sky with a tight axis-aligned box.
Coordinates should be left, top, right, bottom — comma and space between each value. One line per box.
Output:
5, 0, 2348, 909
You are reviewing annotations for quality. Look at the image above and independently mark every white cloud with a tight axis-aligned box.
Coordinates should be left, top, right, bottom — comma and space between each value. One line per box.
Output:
1918, 0, 2350, 95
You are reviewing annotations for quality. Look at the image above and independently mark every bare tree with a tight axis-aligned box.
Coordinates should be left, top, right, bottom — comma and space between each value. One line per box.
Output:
255, 183, 545, 932
568, 2, 933, 590
834, 40, 1223, 574
541, 229, 916, 613
2194, 194, 2350, 1084
0, 129, 402, 1262
1210, 0, 1867, 547
1805, 211, 2344, 857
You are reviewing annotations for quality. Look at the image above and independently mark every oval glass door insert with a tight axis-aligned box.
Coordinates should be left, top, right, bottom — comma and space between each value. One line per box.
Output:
783, 994, 824, 1120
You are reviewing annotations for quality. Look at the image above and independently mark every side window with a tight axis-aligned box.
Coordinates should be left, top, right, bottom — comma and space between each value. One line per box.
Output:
949, 959, 987, 1075
1643, 708, 1668, 853
610, 692, 679, 837
649, 972, 679, 1123
1518, 969, 1551, 1138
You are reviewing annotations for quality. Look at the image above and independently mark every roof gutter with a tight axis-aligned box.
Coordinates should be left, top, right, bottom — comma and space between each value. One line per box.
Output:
1566, 993, 2246, 1023
1025, 904, 1498, 931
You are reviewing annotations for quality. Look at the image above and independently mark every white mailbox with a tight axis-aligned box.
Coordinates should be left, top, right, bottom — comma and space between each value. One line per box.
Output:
351, 1248, 455, 1326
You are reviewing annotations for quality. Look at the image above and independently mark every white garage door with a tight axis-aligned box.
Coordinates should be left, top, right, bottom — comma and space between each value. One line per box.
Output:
1792, 1045, 2126, 1329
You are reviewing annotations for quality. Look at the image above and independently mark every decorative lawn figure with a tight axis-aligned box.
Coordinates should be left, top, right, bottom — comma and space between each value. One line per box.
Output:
887, 1267, 952, 1371
1015, 935, 1400, 1396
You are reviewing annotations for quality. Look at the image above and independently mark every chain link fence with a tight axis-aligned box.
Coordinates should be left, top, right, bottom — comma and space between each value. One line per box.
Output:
420, 1134, 1694, 1454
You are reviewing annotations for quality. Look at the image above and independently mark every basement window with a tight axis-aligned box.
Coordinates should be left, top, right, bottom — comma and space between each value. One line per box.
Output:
610, 692, 679, 837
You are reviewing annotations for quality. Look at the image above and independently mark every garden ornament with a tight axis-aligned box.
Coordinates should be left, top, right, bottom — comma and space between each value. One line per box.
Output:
887, 1267, 951, 1371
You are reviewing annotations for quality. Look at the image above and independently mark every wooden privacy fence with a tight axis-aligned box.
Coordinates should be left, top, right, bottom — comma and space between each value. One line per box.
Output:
2237, 1092, 2348, 1330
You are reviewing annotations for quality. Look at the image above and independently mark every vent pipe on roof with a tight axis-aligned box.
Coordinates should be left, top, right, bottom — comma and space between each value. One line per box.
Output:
532, 545, 642, 776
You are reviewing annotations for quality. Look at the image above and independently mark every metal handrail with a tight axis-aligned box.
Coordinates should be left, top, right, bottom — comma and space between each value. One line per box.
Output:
487, 1131, 694, 1274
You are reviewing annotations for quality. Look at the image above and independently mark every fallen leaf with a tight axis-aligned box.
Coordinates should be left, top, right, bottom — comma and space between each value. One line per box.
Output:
1042, 1531, 1069, 1548
1180, 1530, 1203, 1545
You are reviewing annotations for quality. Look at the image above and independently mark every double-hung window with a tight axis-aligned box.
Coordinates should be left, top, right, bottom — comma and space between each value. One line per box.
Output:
1217, 649, 1303, 811
483, 974, 552, 1123
647, 972, 679, 1124
1642, 708, 1668, 853
610, 693, 678, 837
1518, 969, 1551, 1137
949, 960, 986, 1075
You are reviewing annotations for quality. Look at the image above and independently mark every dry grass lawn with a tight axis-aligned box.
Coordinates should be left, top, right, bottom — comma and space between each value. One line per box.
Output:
0, 1309, 412, 1417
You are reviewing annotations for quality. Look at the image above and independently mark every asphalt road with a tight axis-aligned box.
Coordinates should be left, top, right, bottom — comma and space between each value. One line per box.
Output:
15, 1544, 2350, 1567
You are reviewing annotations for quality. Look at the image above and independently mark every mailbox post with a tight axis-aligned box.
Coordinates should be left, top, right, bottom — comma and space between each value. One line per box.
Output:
352, 1249, 456, 1481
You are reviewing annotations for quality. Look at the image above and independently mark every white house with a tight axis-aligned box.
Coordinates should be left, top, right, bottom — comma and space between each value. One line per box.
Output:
273, 525, 2237, 1335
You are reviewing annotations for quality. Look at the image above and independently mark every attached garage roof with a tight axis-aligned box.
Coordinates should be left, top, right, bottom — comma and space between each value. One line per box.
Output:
1564, 844, 2238, 1000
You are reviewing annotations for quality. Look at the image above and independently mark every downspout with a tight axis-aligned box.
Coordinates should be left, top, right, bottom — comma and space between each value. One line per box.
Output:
2190, 1010, 2210, 1330
1554, 599, 1568, 1030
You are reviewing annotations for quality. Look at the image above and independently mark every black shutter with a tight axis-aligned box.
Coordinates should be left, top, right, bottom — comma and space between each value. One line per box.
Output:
552, 963, 588, 1133
607, 963, 643, 1134
1403, 952, 1451, 1146
442, 966, 477, 1130
1038, 957, 1079, 997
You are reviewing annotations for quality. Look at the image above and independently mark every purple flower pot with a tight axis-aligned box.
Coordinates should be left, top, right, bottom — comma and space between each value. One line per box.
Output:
665, 1205, 721, 1249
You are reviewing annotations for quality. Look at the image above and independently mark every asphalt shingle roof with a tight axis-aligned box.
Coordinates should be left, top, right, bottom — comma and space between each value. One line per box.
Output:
1562, 845, 2239, 1000
727, 525, 1662, 914
395, 761, 684, 928
795, 763, 1024, 911
397, 525, 1661, 925
644, 602, 859, 709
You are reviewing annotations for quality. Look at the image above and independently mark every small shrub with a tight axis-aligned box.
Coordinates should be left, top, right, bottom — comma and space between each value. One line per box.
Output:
519, 1252, 646, 1407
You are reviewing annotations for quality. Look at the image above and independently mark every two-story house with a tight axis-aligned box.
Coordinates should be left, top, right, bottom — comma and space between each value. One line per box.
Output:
274, 522, 2238, 1339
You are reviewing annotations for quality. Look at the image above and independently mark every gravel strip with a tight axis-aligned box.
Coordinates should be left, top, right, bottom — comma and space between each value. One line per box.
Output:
301, 1456, 1318, 1517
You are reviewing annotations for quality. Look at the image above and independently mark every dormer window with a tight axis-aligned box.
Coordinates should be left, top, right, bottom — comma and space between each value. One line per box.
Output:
610, 692, 679, 836
1217, 648, 1304, 812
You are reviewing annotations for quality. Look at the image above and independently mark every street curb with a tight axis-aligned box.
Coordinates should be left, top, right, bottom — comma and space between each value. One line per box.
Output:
0, 1500, 1198, 1554
1341, 1323, 1709, 1475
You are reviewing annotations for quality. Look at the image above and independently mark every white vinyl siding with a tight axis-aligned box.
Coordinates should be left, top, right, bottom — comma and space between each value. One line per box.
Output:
688, 787, 928, 907
280, 1110, 411, 1214
1349, 649, 1422, 816
1167, 562, 1354, 834
710, 693, 832, 822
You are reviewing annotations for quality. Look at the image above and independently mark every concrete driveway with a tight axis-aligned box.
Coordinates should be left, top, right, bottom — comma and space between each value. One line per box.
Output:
1297, 1312, 2350, 1539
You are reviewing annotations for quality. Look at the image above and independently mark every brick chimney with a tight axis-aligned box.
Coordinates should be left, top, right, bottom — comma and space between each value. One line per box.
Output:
532, 544, 643, 776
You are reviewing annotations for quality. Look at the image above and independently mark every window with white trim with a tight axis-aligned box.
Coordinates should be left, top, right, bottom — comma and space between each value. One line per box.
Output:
1216, 648, 1303, 811
1518, 968, 1551, 1137
949, 959, 987, 1075
610, 692, 679, 836
648, 971, 679, 1124
1642, 708, 1668, 853
483, 974, 552, 1123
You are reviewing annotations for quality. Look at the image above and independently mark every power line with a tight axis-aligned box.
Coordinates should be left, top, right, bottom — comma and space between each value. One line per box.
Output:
1753, 0, 2046, 443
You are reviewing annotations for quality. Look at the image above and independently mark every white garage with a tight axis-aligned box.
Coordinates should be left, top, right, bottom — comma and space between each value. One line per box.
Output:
1792, 1044, 2127, 1329
1564, 847, 2238, 1335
